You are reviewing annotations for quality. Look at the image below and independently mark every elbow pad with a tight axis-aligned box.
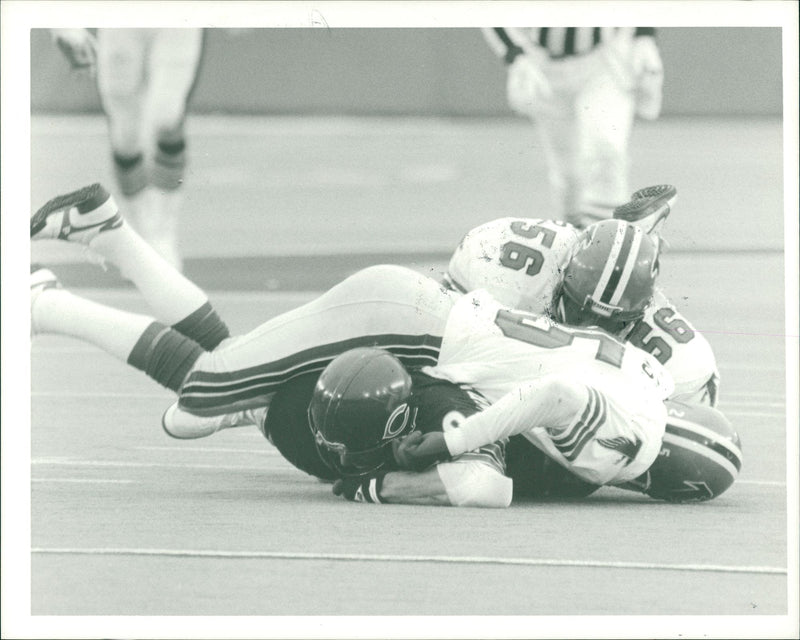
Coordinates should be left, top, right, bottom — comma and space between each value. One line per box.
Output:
437, 460, 512, 508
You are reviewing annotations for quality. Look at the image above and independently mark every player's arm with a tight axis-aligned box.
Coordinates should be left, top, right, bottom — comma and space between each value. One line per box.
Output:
481, 28, 551, 117
333, 373, 512, 507
481, 27, 528, 64
396, 377, 586, 469
50, 28, 97, 73
333, 457, 512, 508
631, 27, 663, 120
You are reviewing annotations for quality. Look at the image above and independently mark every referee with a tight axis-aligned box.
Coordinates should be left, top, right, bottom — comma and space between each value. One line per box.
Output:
483, 27, 664, 228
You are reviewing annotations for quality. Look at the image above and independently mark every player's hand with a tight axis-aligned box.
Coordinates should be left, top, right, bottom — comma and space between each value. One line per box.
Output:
631, 36, 663, 120
332, 474, 386, 503
51, 29, 97, 76
392, 430, 449, 471
506, 53, 552, 117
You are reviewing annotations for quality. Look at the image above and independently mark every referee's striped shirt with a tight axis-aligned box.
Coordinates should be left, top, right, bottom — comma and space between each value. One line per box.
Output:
483, 27, 656, 63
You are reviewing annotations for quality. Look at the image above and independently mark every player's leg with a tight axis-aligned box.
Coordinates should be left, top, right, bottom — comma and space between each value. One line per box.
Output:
32, 265, 204, 395
174, 264, 457, 418
505, 435, 599, 499
575, 73, 636, 225
531, 95, 580, 225
95, 29, 150, 228
138, 28, 205, 271
532, 58, 590, 227
31, 184, 229, 351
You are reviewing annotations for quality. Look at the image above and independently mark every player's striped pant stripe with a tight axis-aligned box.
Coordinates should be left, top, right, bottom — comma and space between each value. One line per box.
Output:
592, 222, 642, 306
179, 334, 441, 414
665, 420, 743, 472
551, 388, 607, 461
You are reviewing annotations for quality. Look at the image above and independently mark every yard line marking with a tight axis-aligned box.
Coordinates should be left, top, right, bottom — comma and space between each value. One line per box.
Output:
31, 458, 272, 472
723, 411, 784, 418
136, 446, 278, 455
30, 392, 788, 416
724, 392, 786, 398
30, 547, 786, 576
32, 478, 136, 484
31, 391, 172, 399
721, 401, 785, 408
721, 365, 786, 373
29, 459, 786, 487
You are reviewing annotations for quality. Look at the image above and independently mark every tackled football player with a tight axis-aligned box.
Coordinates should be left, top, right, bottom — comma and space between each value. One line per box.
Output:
30, 184, 741, 507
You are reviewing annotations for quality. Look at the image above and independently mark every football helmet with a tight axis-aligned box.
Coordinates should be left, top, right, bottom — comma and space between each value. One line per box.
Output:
556, 219, 658, 334
625, 400, 743, 502
308, 347, 417, 477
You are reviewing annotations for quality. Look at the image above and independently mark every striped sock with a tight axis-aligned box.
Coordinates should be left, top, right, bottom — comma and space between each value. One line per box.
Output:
113, 152, 148, 197
127, 321, 204, 392
152, 139, 186, 191
172, 302, 231, 351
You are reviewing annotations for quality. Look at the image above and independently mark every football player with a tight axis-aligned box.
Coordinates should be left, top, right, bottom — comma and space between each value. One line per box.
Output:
49, 28, 205, 271
326, 361, 742, 505
444, 184, 720, 407
31, 183, 738, 507
482, 27, 664, 228
31, 184, 511, 507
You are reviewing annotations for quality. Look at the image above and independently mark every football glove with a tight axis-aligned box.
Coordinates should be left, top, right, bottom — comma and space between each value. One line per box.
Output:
51, 29, 98, 74
630, 36, 663, 120
332, 473, 386, 504
392, 430, 450, 471
506, 52, 553, 118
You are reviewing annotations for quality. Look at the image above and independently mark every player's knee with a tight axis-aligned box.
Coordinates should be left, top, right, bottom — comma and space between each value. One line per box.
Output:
342, 264, 420, 292
437, 461, 513, 508
151, 102, 187, 134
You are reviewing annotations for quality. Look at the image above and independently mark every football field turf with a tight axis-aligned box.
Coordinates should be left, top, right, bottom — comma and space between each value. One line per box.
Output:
14, 114, 799, 635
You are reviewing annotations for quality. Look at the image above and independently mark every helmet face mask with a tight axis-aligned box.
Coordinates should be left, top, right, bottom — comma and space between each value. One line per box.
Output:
557, 287, 643, 335
307, 347, 417, 478
555, 220, 657, 335
309, 409, 407, 477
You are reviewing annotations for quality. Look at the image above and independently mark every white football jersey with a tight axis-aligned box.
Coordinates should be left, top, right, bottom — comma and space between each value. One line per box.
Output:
426, 291, 673, 485
446, 218, 718, 404
623, 289, 719, 405
446, 217, 580, 315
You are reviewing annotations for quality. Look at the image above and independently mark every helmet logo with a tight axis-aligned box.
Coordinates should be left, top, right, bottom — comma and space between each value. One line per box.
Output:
383, 402, 414, 440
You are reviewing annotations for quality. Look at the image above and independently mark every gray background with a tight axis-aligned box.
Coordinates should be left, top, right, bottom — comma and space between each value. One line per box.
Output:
30, 27, 783, 116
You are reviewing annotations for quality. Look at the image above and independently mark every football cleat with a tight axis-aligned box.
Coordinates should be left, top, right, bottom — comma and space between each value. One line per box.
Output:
30, 264, 62, 336
30, 183, 123, 245
161, 402, 258, 439
613, 184, 677, 237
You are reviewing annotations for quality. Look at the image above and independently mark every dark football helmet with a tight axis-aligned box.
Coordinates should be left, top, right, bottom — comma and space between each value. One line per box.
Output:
623, 399, 743, 502
308, 347, 417, 477
555, 219, 658, 334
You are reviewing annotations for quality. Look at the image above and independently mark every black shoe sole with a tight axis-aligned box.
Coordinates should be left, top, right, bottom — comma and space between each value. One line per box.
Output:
30, 183, 110, 237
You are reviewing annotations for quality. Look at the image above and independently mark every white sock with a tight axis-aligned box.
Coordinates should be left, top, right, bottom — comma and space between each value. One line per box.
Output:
34, 288, 153, 362
88, 223, 205, 325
